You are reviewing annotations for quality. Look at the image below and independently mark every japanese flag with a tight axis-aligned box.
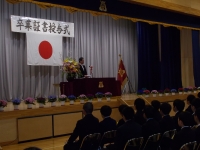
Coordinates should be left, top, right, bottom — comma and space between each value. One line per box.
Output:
26, 32, 63, 66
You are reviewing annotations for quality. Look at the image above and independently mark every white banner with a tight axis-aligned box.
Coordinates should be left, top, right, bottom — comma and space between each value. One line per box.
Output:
11, 15, 74, 37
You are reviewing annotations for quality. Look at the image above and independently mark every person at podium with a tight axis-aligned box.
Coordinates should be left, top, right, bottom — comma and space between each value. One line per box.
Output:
79, 57, 87, 78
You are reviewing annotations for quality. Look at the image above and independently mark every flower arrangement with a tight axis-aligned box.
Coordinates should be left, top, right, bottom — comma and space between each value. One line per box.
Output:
0, 100, 7, 107
12, 98, 21, 105
61, 57, 81, 79
87, 94, 94, 100
188, 86, 193, 91
178, 88, 184, 92
171, 89, 177, 93
143, 90, 150, 95
48, 95, 57, 103
184, 88, 189, 92
36, 97, 46, 105
59, 95, 67, 101
68, 95, 76, 101
24, 97, 35, 104
158, 90, 164, 94
79, 94, 87, 100
164, 88, 170, 93
137, 90, 143, 95
95, 92, 104, 98
105, 92, 112, 98
151, 90, 158, 94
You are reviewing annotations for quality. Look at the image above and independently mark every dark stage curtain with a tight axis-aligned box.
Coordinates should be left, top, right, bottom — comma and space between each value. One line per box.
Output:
137, 22, 160, 90
192, 30, 200, 86
160, 26, 182, 89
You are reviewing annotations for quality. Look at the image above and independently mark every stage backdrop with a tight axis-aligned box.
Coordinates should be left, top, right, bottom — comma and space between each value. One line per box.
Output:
0, 0, 138, 99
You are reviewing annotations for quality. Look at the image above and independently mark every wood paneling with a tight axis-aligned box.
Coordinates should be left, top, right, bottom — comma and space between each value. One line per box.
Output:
53, 113, 82, 136
18, 116, 52, 142
0, 119, 17, 143
122, 0, 200, 17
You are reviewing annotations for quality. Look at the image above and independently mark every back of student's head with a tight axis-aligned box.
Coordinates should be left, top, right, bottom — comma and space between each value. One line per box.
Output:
191, 98, 200, 110
187, 94, 196, 104
143, 105, 154, 118
178, 111, 193, 126
83, 102, 93, 114
100, 105, 112, 117
122, 107, 135, 120
24, 147, 41, 150
173, 99, 185, 112
195, 108, 200, 121
160, 102, 171, 115
151, 100, 160, 111
197, 92, 200, 98
134, 98, 145, 111
118, 104, 128, 114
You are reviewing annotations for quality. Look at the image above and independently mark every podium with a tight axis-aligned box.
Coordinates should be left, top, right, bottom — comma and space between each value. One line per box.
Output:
60, 78, 121, 96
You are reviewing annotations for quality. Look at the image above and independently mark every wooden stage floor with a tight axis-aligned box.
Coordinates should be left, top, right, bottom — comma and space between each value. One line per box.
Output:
2, 92, 196, 150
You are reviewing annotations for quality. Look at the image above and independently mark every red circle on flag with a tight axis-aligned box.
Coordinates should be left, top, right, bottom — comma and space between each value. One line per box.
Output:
38, 41, 53, 59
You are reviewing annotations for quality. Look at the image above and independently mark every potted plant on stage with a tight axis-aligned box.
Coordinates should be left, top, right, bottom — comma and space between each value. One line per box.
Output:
0, 100, 7, 112
184, 88, 189, 94
151, 90, 158, 97
105, 92, 112, 101
68, 95, 76, 105
48, 95, 57, 107
36, 97, 46, 108
12, 98, 21, 110
78, 94, 87, 104
59, 95, 67, 106
143, 90, 150, 97
87, 94, 94, 102
158, 90, 164, 96
171, 89, 177, 95
95, 92, 104, 102
188, 86, 193, 94
164, 88, 170, 96
193, 87, 197, 93
61, 57, 82, 82
178, 88, 183, 94
24, 97, 35, 109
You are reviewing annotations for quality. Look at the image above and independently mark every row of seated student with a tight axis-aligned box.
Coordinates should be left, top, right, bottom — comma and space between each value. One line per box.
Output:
62, 95, 200, 150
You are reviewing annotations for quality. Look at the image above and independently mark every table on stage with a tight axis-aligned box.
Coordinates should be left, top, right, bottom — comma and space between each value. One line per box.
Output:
60, 77, 121, 96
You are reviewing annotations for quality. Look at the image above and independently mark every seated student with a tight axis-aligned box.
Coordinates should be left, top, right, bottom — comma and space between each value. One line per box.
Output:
172, 99, 185, 131
108, 107, 142, 150
142, 105, 161, 147
151, 100, 162, 121
99, 105, 116, 134
185, 94, 196, 114
116, 104, 128, 128
171, 112, 195, 150
194, 108, 200, 144
191, 98, 200, 126
159, 102, 175, 133
63, 102, 99, 150
134, 98, 146, 125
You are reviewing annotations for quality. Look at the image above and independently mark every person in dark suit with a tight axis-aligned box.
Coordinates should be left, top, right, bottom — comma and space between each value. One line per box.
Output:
108, 107, 142, 150
159, 102, 175, 133
191, 98, 200, 126
116, 104, 127, 128
171, 112, 196, 150
185, 94, 195, 114
172, 99, 185, 131
194, 108, 200, 144
134, 98, 146, 125
99, 105, 117, 147
63, 102, 99, 150
79, 57, 87, 78
151, 100, 162, 122
142, 105, 161, 149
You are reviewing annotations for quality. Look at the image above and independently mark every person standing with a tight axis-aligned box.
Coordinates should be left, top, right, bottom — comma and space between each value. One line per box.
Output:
79, 57, 87, 78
